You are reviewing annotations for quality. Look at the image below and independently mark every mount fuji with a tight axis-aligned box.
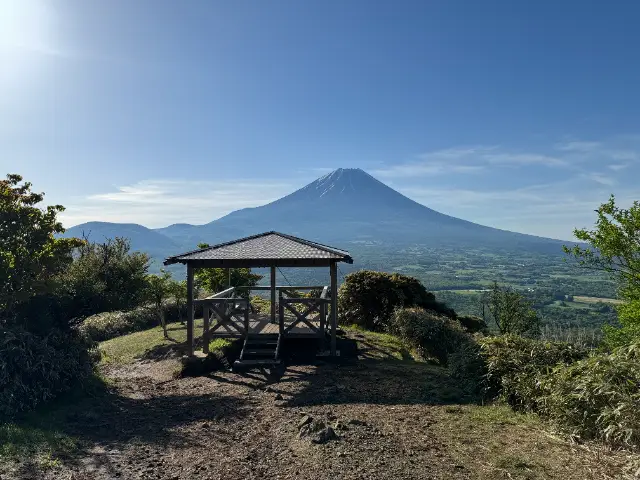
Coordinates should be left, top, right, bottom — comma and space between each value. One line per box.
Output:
64, 168, 566, 257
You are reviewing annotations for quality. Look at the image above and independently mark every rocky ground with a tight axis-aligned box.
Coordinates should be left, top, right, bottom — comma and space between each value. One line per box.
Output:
2, 331, 638, 480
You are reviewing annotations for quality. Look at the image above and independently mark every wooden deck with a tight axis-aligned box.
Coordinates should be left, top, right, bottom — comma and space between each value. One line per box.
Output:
209, 313, 322, 338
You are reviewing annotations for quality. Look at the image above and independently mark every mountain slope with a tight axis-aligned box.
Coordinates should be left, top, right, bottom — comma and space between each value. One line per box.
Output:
63, 221, 179, 257
157, 168, 564, 252
65, 169, 567, 258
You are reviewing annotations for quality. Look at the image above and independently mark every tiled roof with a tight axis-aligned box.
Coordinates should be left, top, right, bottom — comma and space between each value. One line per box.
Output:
164, 232, 353, 265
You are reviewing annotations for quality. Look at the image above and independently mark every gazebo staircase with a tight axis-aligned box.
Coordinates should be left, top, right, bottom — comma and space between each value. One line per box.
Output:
234, 333, 282, 368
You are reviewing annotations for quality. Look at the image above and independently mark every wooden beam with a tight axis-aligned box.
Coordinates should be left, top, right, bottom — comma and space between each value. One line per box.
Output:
205, 286, 236, 299
279, 290, 284, 337
236, 285, 325, 291
330, 262, 338, 356
270, 266, 276, 323
202, 306, 210, 354
186, 264, 195, 356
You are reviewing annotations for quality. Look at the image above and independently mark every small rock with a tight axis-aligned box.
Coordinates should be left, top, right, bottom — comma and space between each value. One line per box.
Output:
312, 426, 338, 444
298, 415, 313, 429
299, 420, 326, 438
274, 393, 283, 400
347, 419, 367, 426
333, 420, 348, 430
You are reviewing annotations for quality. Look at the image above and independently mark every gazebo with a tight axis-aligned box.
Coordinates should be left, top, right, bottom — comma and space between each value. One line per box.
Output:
164, 232, 353, 365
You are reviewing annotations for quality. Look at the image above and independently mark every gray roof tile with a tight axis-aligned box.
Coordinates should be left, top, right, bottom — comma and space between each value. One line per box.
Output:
164, 232, 352, 265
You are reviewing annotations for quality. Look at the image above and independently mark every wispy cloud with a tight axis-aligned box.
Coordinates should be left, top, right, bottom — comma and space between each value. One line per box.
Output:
374, 145, 569, 178
608, 163, 629, 171
555, 141, 602, 152
587, 173, 616, 186
395, 178, 636, 240
60, 178, 296, 228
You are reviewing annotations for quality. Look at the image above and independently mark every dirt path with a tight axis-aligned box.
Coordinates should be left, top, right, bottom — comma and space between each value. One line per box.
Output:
43, 359, 470, 480
6, 343, 637, 480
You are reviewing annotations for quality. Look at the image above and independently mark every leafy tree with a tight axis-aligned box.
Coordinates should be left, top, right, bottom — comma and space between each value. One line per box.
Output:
145, 271, 174, 338
564, 195, 640, 348
170, 279, 188, 324
0, 174, 83, 326
338, 270, 455, 331
58, 237, 150, 318
194, 243, 263, 295
482, 282, 540, 336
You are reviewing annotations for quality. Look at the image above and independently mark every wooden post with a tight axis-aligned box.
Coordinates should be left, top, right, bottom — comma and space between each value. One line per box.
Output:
279, 290, 284, 337
202, 306, 210, 354
330, 262, 338, 356
244, 300, 250, 336
319, 301, 326, 349
270, 266, 276, 323
186, 264, 194, 356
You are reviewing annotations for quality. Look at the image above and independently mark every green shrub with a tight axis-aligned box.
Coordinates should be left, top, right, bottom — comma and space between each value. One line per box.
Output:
250, 295, 271, 314
480, 335, 588, 411
0, 327, 95, 421
447, 337, 487, 396
338, 270, 454, 331
602, 297, 640, 350
80, 302, 183, 342
457, 315, 489, 334
541, 343, 640, 446
389, 307, 465, 364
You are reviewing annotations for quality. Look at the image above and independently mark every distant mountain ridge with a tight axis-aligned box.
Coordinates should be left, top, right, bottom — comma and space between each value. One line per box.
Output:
64, 168, 566, 259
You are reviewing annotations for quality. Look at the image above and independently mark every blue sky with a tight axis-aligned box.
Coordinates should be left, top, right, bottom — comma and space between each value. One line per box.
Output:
2, 0, 639, 240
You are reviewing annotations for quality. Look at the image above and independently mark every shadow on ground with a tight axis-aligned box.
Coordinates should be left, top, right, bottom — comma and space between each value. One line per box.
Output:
208, 335, 473, 407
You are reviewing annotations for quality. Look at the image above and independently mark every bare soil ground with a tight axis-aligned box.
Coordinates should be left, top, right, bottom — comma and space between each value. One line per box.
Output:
2, 330, 638, 480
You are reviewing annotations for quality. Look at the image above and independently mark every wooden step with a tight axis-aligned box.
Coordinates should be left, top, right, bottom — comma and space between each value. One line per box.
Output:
245, 339, 278, 345
234, 359, 282, 367
243, 349, 277, 355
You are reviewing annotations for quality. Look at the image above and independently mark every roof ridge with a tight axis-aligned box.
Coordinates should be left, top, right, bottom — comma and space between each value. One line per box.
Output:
163, 231, 277, 263
272, 231, 351, 256
164, 231, 353, 266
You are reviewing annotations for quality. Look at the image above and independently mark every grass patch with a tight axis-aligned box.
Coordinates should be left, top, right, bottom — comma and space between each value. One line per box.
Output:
0, 422, 78, 461
430, 403, 627, 479
99, 319, 204, 364
0, 375, 110, 468
573, 295, 623, 305
343, 324, 424, 362
208, 338, 232, 353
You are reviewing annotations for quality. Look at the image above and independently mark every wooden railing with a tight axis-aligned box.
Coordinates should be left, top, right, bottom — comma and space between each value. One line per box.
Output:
196, 285, 334, 352
195, 287, 250, 353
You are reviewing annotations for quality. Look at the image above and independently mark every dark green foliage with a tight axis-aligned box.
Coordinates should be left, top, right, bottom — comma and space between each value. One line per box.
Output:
0, 174, 83, 328
250, 295, 271, 314
144, 270, 174, 338
541, 343, 640, 446
0, 327, 94, 421
564, 195, 640, 349
447, 337, 487, 396
0, 175, 97, 420
482, 282, 540, 336
389, 307, 466, 365
79, 302, 184, 342
457, 315, 488, 334
480, 335, 588, 411
338, 270, 454, 331
56, 237, 150, 320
